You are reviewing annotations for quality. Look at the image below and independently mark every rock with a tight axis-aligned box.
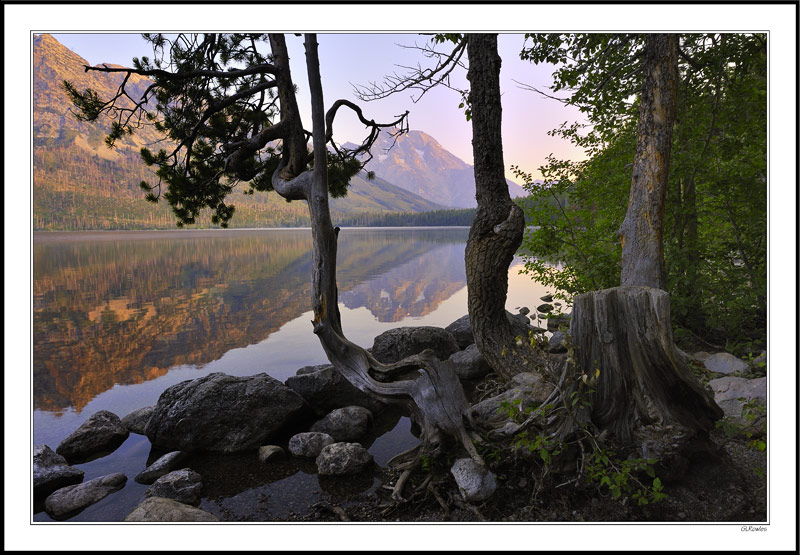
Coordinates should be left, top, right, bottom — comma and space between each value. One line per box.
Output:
286, 364, 386, 416
447, 312, 542, 351
691, 351, 712, 361
33, 445, 84, 498
704, 352, 749, 375
258, 445, 286, 463
121, 406, 155, 435
445, 315, 474, 350
124, 497, 219, 522
547, 331, 568, 354
145, 469, 203, 506
708, 376, 767, 434
310, 406, 373, 442
371, 326, 459, 363
518, 306, 530, 316
316, 442, 374, 476
56, 410, 129, 464
537, 303, 554, 313
288, 432, 335, 458
450, 458, 497, 502
507, 311, 533, 338
546, 313, 570, 332
134, 451, 189, 484
751, 351, 767, 368
44, 473, 127, 519
296, 363, 332, 376
448, 344, 491, 380
145, 372, 307, 453
540, 294, 553, 303
469, 372, 554, 429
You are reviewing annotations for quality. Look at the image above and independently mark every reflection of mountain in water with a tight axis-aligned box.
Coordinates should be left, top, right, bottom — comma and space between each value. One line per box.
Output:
33, 229, 468, 413
340, 242, 465, 322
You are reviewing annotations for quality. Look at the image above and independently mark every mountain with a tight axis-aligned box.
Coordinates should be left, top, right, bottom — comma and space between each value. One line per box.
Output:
32, 34, 443, 230
345, 128, 527, 209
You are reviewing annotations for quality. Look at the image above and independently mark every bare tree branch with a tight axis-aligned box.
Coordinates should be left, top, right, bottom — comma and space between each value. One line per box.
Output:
353, 38, 467, 104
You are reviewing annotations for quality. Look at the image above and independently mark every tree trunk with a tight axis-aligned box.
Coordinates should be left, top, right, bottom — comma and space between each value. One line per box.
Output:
619, 34, 679, 289
562, 35, 722, 442
464, 33, 541, 381
270, 34, 486, 480
568, 286, 722, 443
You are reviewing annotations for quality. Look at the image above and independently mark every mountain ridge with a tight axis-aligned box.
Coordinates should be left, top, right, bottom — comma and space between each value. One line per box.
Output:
345, 128, 526, 208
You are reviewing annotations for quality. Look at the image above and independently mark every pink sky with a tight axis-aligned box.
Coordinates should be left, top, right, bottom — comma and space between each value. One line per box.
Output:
52, 33, 586, 184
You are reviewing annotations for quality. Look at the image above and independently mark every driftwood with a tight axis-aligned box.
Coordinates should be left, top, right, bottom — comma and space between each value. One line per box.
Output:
563, 286, 723, 443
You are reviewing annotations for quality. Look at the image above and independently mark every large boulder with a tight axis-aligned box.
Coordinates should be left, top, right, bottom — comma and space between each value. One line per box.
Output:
288, 432, 335, 458
310, 406, 373, 442
56, 410, 129, 464
145, 372, 308, 453
445, 315, 474, 350
448, 344, 492, 380
316, 442, 374, 476
145, 469, 203, 506
371, 326, 459, 363
121, 406, 155, 435
134, 451, 189, 485
125, 497, 219, 522
451, 458, 497, 502
708, 376, 767, 434
704, 352, 749, 375
33, 445, 84, 498
286, 364, 386, 416
44, 473, 127, 520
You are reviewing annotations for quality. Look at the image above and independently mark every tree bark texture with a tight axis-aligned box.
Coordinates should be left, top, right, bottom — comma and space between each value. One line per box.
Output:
569, 286, 723, 443
464, 33, 540, 381
619, 34, 679, 289
270, 34, 485, 470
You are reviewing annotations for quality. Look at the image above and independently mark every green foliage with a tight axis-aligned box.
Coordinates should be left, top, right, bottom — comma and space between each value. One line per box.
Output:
517, 33, 766, 352
584, 450, 667, 505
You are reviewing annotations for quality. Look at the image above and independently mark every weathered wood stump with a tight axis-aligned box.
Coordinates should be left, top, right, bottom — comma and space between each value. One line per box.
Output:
567, 286, 723, 443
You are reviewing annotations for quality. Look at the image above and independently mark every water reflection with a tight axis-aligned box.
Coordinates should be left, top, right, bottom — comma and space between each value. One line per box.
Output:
33, 228, 469, 414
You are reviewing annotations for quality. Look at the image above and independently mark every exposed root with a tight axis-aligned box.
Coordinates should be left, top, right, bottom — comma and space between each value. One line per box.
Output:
427, 482, 451, 517
452, 496, 487, 521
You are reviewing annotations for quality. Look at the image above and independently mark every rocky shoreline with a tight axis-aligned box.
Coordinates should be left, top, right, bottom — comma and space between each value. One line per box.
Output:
33, 307, 767, 522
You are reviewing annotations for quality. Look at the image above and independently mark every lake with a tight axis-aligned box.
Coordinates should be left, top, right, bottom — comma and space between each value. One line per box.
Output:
32, 227, 558, 521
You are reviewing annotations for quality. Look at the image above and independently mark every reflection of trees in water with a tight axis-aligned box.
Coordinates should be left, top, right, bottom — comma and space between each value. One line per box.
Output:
33, 230, 468, 413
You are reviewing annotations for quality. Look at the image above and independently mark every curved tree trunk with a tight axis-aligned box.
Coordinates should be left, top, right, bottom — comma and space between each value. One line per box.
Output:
269, 35, 486, 484
465, 33, 542, 381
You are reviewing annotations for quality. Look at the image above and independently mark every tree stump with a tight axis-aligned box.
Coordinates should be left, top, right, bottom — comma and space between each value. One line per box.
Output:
568, 286, 722, 443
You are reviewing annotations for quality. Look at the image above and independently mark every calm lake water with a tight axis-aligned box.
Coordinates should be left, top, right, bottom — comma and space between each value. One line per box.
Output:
32, 227, 557, 521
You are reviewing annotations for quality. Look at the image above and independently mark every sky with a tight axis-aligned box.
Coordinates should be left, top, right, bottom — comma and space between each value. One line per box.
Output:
52, 32, 587, 183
